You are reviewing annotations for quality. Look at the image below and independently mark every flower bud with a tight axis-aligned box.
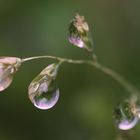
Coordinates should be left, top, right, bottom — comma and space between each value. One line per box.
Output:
0, 57, 21, 91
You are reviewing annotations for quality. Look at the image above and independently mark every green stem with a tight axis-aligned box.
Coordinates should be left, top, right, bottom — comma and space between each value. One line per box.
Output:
90, 62, 139, 96
21, 55, 89, 64
21, 55, 139, 96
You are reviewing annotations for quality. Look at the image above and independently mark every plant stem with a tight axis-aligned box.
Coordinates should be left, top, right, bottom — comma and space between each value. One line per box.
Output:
22, 55, 139, 96
90, 62, 139, 96
21, 55, 89, 64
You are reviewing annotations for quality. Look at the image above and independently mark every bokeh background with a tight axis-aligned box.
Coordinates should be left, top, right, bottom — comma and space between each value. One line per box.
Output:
0, 0, 140, 140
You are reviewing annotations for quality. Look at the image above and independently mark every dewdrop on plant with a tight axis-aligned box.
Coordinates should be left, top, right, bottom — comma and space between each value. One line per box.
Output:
68, 14, 93, 52
28, 63, 60, 110
0, 57, 21, 92
28, 76, 59, 110
114, 99, 140, 130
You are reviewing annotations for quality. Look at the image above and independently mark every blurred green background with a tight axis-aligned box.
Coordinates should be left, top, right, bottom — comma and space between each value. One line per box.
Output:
0, 0, 140, 140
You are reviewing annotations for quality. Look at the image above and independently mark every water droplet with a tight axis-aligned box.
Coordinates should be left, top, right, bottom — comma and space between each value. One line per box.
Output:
0, 57, 21, 91
68, 14, 93, 52
114, 100, 139, 130
28, 63, 60, 110
28, 75, 59, 110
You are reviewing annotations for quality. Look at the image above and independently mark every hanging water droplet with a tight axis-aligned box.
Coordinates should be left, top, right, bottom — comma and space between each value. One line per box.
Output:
0, 57, 21, 91
114, 100, 139, 130
68, 14, 93, 52
28, 63, 60, 110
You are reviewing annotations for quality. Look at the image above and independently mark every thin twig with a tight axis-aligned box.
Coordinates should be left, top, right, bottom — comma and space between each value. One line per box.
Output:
21, 55, 140, 96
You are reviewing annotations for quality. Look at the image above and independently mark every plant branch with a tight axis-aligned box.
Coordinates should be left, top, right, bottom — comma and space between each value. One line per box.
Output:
90, 62, 139, 96
21, 55, 90, 64
22, 55, 140, 96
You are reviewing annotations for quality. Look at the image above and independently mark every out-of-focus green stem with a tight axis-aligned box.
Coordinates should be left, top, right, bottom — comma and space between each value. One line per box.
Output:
90, 62, 139, 96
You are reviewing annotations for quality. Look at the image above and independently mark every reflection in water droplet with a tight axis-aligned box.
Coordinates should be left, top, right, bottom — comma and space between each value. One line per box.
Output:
118, 117, 138, 130
68, 37, 84, 48
114, 100, 139, 130
0, 57, 21, 91
28, 74, 59, 110
0, 65, 14, 91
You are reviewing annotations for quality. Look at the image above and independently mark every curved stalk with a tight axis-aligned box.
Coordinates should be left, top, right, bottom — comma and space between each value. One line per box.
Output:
90, 62, 139, 96
22, 55, 140, 96
21, 56, 89, 64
